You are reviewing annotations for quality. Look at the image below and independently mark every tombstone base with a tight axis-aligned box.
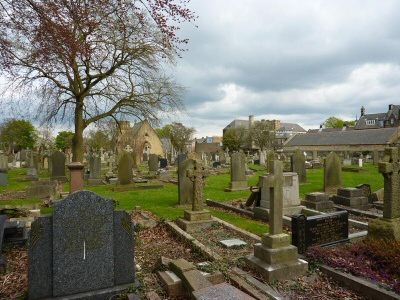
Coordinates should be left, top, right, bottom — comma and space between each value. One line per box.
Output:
301, 199, 335, 211
253, 206, 306, 221
245, 233, 308, 282
113, 184, 163, 192
177, 210, 214, 232
36, 280, 140, 300
368, 217, 400, 241
88, 178, 103, 186
225, 181, 248, 192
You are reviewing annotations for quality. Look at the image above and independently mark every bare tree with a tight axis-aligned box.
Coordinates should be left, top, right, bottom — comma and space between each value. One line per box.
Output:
0, 0, 196, 162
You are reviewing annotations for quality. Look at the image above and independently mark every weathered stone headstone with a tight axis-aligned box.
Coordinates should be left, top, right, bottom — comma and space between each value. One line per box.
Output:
148, 154, 159, 175
369, 147, 400, 240
245, 159, 308, 282
177, 153, 187, 166
28, 190, 139, 299
373, 149, 379, 166
117, 151, 133, 185
301, 192, 334, 211
178, 158, 195, 205
0, 154, 7, 186
50, 151, 67, 181
332, 187, 369, 209
88, 155, 102, 186
291, 149, 307, 184
177, 160, 213, 232
323, 152, 342, 193
26, 151, 39, 181
225, 152, 248, 191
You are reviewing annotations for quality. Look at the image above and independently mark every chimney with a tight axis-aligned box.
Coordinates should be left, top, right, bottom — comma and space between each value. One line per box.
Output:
389, 104, 394, 111
318, 124, 322, 132
342, 123, 347, 131
361, 106, 365, 117
249, 115, 254, 128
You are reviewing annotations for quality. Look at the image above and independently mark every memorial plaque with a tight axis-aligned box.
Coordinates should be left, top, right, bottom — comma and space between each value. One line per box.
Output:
292, 211, 349, 253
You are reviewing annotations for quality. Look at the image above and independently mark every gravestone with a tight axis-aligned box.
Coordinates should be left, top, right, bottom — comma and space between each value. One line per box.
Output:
178, 158, 195, 205
291, 149, 307, 183
323, 152, 342, 193
259, 150, 266, 166
187, 152, 201, 160
369, 147, 400, 240
88, 155, 102, 186
356, 183, 373, 203
50, 151, 67, 181
245, 159, 308, 282
26, 151, 39, 181
25, 180, 58, 201
177, 154, 187, 167
254, 172, 305, 220
0, 154, 7, 186
225, 152, 248, 191
148, 154, 159, 175
292, 211, 349, 254
177, 160, 213, 232
219, 152, 226, 165
28, 190, 139, 299
117, 151, 134, 185
373, 149, 379, 166
159, 158, 168, 169
142, 153, 148, 162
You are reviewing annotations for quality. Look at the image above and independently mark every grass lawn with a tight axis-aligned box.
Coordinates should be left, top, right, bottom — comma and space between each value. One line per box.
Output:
0, 162, 384, 237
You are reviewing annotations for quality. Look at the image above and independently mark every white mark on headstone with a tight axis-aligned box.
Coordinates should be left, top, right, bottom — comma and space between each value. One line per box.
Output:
84, 241, 86, 260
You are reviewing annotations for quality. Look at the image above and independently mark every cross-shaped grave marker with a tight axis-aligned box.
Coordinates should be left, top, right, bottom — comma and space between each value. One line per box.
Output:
186, 160, 209, 211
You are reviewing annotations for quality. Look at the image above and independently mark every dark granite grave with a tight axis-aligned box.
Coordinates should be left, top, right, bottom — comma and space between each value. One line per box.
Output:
292, 211, 349, 254
212, 161, 221, 168
160, 158, 168, 169
28, 190, 140, 300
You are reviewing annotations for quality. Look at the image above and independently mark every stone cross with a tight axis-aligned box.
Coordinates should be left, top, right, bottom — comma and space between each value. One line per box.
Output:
378, 147, 400, 219
186, 160, 209, 211
268, 159, 284, 235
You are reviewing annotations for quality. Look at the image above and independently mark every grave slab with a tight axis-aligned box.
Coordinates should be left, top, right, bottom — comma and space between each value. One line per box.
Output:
192, 283, 255, 300
219, 239, 247, 248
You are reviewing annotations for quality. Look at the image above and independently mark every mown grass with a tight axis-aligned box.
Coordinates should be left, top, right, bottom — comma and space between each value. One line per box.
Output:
1, 162, 384, 237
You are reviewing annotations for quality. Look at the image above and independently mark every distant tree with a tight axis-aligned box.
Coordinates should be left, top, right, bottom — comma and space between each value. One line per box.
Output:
248, 121, 275, 151
222, 125, 248, 151
36, 128, 56, 152
0, 1, 197, 162
0, 119, 37, 153
55, 131, 74, 151
84, 119, 119, 152
169, 122, 196, 153
155, 124, 174, 140
323, 116, 356, 128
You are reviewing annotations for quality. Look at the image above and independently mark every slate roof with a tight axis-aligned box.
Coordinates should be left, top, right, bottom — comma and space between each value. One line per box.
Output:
278, 123, 306, 133
284, 127, 398, 147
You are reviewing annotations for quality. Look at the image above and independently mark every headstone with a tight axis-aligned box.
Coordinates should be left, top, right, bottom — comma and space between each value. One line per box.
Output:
159, 158, 168, 169
117, 151, 134, 185
373, 149, 379, 166
177, 160, 213, 232
292, 211, 349, 254
356, 183, 372, 203
148, 154, 159, 175
177, 154, 187, 167
178, 158, 196, 205
369, 147, 400, 240
219, 152, 226, 165
245, 159, 308, 282
0, 154, 7, 186
26, 151, 39, 181
323, 152, 342, 193
259, 150, 266, 166
142, 152, 148, 162
50, 151, 67, 181
28, 191, 139, 299
88, 155, 102, 186
225, 152, 248, 191
291, 149, 307, 184
25, 180, 58, 200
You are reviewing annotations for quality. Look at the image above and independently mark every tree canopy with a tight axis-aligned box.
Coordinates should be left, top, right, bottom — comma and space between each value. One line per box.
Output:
0, 119, 37, 153
55, 131, 74, 151
248, 121, 275, 150
0, 0, 196, 162
156, 122, 195, 153
222, 125, 247, 152
323, 116, 356, 128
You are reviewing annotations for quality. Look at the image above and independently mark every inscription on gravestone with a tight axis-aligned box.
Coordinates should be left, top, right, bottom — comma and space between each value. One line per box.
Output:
292, 211, 349, 254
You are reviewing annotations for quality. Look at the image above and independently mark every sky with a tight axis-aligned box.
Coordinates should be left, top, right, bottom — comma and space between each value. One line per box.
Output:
167, 0, 400, 138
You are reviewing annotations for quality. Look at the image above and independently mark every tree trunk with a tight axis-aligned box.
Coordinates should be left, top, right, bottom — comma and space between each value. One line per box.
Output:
72, 102, 85, 163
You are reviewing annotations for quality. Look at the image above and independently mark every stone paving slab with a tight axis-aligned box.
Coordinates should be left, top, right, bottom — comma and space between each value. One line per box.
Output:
220, 238, 247, 248
192, 282, 256, 300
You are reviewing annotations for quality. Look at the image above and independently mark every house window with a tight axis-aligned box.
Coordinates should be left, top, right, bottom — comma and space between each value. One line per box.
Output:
366, 119, 376, 125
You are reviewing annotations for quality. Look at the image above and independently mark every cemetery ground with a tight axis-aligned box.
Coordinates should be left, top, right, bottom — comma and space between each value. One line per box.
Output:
0, 163, 398, 299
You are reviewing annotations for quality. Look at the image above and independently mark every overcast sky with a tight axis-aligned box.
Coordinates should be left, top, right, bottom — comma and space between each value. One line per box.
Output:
166, 0, 400, 138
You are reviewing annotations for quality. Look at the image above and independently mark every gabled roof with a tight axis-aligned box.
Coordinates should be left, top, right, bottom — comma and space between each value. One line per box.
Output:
224, 119, 250, 130
284, 127, 398, 147
278, 123, 306, 132
355, 113, 386, 129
